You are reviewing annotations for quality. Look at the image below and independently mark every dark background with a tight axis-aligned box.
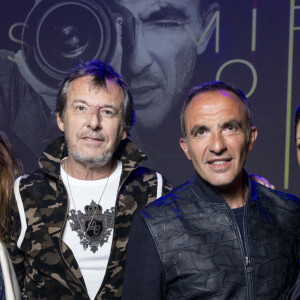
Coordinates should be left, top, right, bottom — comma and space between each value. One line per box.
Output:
0, 0, 299, 195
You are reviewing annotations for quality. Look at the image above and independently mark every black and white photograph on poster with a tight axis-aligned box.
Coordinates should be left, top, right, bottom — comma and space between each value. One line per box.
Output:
0, 0, 299, 194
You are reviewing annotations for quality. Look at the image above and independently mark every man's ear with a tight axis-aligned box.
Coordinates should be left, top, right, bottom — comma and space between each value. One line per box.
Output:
179, 137, 192, 160
247, 126, 258, 152
57, 113, 65, 133
121, 129, 127, 140
185, 2, 220, 56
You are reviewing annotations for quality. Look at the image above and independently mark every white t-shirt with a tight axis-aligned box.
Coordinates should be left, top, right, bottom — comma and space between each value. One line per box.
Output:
61, 160, 122, 300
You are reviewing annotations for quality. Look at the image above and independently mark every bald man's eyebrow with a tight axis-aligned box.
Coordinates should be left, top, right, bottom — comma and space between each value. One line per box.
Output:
190, 124, 208, 137
221, 119, 242, 130
141, 5, 189, 23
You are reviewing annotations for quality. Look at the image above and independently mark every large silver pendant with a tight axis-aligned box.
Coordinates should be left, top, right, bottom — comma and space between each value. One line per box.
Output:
69, 200, 115, 253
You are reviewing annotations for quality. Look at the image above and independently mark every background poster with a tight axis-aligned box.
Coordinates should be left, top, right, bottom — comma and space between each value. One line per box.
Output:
0, 0, 299, 195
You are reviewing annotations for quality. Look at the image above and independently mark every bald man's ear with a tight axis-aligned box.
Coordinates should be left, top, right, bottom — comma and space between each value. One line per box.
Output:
185, 2, 220, 56
247, 126, 258, 152
180, 137, 192, 161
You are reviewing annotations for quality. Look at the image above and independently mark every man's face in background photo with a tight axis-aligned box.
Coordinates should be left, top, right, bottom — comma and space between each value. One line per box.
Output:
1, 0, 300, 195
0, 0, 219, 185
118, 0, 217, 129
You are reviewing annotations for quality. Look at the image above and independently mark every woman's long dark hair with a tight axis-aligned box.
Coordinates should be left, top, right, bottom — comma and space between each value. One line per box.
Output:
0, 131, 22, 243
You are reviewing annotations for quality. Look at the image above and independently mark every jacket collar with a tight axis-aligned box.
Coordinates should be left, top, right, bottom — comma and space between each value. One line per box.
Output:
38, 136, 148, 178
190, 170, 251, 205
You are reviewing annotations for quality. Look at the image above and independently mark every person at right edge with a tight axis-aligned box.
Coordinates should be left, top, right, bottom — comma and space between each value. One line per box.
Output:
122, 81, 300, 300
287, 105, 300, 300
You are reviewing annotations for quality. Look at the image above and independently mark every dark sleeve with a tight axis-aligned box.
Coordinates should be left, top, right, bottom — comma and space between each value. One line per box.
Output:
122, 213, 167, 300
0, 265, 5, 300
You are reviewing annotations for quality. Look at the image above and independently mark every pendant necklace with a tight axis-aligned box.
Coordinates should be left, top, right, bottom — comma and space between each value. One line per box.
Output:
65, 160, 112, 250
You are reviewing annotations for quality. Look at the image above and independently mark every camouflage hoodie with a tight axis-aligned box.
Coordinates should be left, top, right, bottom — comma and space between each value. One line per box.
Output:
8, 136, 172, 299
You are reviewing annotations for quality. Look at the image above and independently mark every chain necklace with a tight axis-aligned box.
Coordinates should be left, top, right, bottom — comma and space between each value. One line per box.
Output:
64, 160, 112, 250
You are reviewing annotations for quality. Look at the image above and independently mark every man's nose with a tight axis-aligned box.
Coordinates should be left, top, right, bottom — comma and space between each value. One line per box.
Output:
209, 132, 227, 154
86, 106, 102, 130
127, 22, 153, 74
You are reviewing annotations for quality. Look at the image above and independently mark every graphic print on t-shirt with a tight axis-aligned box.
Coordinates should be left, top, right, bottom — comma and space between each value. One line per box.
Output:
69, 200, 115, 253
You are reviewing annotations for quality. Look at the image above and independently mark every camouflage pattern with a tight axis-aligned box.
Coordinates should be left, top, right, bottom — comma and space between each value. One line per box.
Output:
8, 136, 172, 299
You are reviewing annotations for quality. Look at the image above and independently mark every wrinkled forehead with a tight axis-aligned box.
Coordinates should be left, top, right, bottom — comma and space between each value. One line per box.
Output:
69, 76, 121, 94
185, 90, 247, 121
67, 76, 124, 105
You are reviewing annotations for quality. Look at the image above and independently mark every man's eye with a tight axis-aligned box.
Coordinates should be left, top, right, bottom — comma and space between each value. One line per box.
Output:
74, 106, 87, 113
101, 109, 115, 117
196, 129, 206, 136
226, 124, 237, 131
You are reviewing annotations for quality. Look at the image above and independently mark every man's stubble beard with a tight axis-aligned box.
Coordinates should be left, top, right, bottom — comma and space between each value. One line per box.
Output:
65, 130, 124, 167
